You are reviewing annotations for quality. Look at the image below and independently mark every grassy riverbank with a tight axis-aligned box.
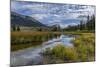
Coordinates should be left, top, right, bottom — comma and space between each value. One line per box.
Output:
11, 31, 60, 51
11, 31, 95, 52
42, 33, 95, 64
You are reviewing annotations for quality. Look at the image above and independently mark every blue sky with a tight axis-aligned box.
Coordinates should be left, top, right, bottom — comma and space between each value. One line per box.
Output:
11, 1, 95, 28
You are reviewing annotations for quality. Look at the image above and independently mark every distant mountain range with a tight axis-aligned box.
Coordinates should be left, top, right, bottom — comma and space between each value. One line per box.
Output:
11, 11, 47, 27
11, 11, 79, 29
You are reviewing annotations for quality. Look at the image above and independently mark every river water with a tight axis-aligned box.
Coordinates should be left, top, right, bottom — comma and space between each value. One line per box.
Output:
10, 34, 75, 66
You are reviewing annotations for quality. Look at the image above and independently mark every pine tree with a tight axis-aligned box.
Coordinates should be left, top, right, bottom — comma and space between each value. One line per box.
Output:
12, 25, 16, 31
17, 26, 20, 31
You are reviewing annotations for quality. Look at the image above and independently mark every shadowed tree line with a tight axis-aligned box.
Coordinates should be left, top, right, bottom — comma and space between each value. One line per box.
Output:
12, 26, 20, 31
63, 15, 95, 32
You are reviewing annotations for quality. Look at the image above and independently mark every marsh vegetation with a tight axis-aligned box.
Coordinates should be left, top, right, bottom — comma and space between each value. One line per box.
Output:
11, 32, 61, 51
42, 33, 95, 64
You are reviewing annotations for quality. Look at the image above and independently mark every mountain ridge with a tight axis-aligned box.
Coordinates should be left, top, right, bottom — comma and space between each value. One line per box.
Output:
11, 11, 47, 28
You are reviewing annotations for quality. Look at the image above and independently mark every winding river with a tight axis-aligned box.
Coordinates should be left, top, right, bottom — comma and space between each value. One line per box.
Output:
10, 34, 75, 66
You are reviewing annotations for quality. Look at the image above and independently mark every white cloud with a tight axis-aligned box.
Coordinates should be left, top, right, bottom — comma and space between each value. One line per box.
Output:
11, 1, 95, 28
30, 14, 48, 20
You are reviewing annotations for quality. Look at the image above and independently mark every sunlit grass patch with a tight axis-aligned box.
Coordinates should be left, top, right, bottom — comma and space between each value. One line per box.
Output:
73, 33, 95, 61
43, 33, 95, 64
43, 45, 79, 64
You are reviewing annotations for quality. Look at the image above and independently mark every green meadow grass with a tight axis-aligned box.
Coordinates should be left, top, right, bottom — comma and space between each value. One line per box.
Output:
42, 33, 95, 64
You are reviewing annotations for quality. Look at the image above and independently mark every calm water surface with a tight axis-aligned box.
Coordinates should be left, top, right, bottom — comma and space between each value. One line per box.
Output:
11, 34, 75, 66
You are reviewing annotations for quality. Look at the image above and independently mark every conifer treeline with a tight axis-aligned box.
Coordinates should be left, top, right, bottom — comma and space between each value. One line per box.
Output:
63, 15, 95, 32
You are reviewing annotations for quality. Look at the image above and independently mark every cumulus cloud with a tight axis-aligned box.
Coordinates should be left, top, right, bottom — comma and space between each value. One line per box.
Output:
11, 1, 95, 28
31, 14, 48, 20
